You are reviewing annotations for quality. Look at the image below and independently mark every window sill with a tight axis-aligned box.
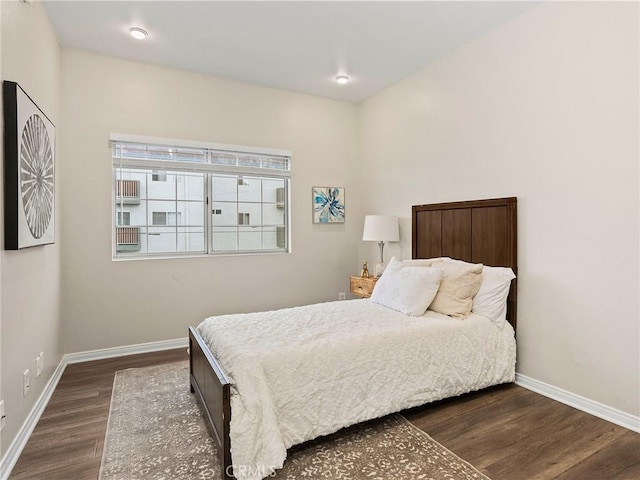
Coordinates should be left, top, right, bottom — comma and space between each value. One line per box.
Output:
112, 250, 290, 262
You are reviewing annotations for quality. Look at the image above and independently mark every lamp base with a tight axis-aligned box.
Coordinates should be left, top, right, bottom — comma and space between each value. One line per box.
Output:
377, 241, 385, 264
375, 241, 387, 277
374, 262, 386, 277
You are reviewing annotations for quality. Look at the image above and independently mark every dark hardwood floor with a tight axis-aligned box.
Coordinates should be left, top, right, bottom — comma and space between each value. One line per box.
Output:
403, 385, 640, 480
9, 349, 188, 480
9, 349, 640, 479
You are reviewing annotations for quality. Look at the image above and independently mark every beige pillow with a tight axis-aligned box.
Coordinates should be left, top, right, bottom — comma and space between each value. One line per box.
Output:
428, 260, 483, 318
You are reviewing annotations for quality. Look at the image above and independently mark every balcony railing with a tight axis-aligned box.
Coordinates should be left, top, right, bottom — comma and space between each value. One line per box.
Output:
116, 180, 140, 204
116, 226, 140, 251
276, 187, 285, 209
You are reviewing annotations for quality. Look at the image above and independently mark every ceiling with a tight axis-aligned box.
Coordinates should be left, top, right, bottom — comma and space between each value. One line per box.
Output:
43, 1, 536, 104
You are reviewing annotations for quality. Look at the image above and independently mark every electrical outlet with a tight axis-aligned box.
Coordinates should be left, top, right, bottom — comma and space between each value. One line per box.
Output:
0, 400, 6, 432
338, 292, 346, 301
23, 370, 30, 397
36, 352, 43, 378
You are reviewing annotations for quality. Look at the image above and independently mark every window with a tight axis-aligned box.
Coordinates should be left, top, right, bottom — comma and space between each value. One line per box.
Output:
112, 135, 290, 258
151, 211, 182, 226
117, 211, 131, 226
237, 213, 250, 225
151, 171, 167, 182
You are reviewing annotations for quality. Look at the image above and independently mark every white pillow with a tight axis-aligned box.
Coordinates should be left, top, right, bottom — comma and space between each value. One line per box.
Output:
402, 257, 451, 267
371, 257, 443, 316
472, 265, 516, 324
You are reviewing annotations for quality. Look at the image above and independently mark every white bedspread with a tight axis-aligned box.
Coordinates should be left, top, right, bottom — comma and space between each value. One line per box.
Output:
197, 299, 516, 480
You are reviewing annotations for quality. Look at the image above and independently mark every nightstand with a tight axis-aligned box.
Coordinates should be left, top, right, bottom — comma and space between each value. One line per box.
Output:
350, 276, 379, 298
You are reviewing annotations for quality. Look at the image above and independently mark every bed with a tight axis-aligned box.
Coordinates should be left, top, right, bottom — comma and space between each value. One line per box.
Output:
189, 197, 518, 480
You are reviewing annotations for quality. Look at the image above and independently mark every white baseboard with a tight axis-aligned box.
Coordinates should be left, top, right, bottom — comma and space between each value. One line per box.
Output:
64, 337, 188, 365
515, 373, 640, 433
0, 337, 188, 480
0, 358, 66, 480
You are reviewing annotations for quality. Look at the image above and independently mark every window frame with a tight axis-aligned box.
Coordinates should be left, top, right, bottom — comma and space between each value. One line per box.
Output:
117, 211, 131, 226
111, 134, 291, 260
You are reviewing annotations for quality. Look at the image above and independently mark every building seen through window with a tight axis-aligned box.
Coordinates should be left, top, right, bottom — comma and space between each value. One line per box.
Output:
113, 139, 290, 258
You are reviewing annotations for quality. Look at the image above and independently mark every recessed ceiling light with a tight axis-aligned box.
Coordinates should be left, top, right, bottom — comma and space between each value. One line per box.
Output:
129, 27, 148, 40
335, 75, 350, 85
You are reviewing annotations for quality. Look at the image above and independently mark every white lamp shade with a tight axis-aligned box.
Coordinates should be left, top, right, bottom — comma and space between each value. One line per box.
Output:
362, 215, 400, 242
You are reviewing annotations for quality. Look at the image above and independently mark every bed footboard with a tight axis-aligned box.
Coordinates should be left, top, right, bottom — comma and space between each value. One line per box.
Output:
189, 327, 233, 479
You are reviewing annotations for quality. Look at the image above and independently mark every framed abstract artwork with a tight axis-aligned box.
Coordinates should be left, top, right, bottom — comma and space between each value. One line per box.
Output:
3, 81, 56, 249
313, 187, 345, 223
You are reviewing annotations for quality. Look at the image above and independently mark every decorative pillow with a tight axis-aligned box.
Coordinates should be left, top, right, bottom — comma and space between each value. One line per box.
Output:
428, 260, 483, 318
471, 266, 516, 324
436, 258, 516, 324
401, 257, 451, 267
371, 257, 443, 316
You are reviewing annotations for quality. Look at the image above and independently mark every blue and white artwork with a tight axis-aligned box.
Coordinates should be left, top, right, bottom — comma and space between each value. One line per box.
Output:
313, 187, 345, 223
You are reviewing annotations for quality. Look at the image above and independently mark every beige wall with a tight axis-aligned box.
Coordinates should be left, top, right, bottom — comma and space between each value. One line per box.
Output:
0, 0, 62, 456
0, 0, 637, 461
358, 1, 639, 416
59, 50, 359, 353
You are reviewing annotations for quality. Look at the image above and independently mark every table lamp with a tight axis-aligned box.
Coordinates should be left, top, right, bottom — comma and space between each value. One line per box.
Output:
362, 215, 399, 276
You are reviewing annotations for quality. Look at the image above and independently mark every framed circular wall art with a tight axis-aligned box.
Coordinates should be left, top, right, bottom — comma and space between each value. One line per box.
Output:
3, 81, 56, 249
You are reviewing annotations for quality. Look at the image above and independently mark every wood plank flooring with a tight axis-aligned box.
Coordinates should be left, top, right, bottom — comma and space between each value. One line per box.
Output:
9, 349, 188, 480
9, 349, 640, 479
403, 385, 640, 480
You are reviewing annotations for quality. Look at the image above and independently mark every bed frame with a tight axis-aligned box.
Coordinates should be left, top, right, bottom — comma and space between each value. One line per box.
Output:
412, 197, 518, 329
189, 196, 517, 479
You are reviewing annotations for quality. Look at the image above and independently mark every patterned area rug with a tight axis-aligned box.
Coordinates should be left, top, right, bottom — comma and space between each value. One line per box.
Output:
100, 361, 490, 480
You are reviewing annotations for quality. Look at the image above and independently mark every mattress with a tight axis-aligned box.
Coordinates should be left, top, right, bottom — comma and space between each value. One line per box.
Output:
197, 299, 516, 480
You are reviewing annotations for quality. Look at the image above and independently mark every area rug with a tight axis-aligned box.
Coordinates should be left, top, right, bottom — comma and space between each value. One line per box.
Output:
100, 361, 490, 480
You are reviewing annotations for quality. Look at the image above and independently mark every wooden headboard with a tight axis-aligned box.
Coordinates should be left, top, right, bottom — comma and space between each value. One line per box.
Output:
412, 197, 518, 329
